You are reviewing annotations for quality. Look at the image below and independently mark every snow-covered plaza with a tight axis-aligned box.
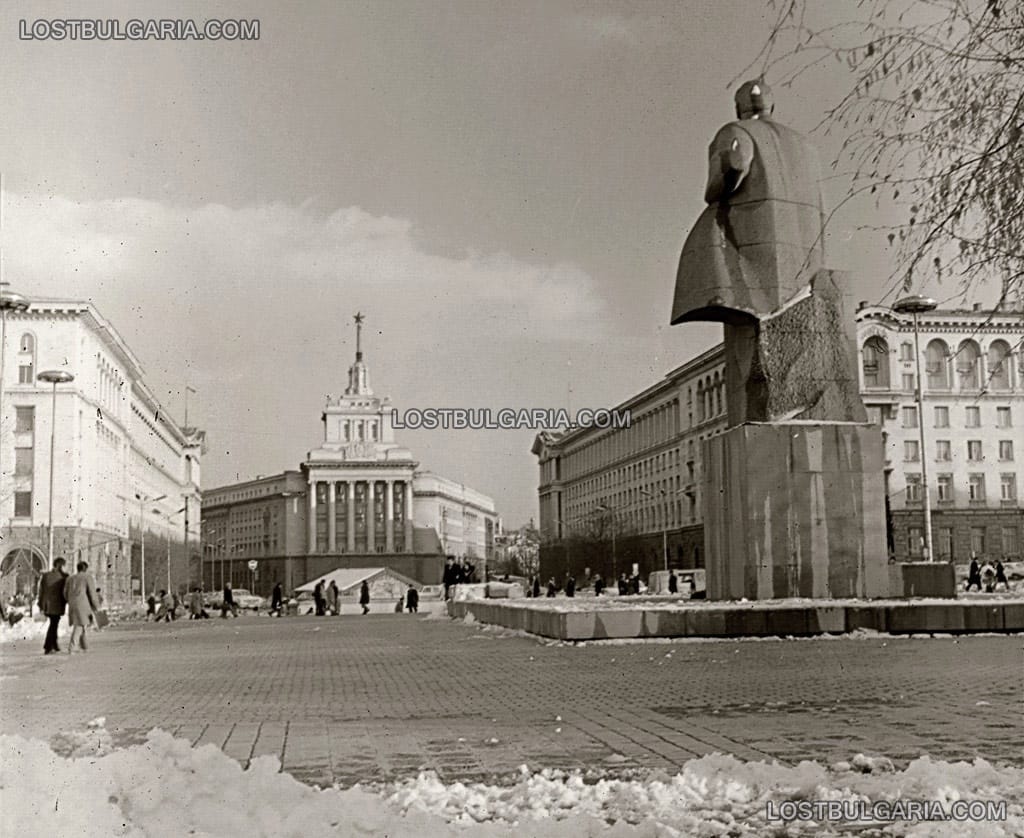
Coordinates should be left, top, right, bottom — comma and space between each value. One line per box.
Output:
1, 611, 1021, 835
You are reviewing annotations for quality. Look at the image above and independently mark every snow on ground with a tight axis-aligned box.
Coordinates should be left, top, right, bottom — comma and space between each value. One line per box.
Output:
1, 723, 1021, 837
0, 613, 63, 646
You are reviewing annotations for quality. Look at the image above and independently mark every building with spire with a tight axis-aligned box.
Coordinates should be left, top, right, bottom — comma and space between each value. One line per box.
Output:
200, 314, 499, 595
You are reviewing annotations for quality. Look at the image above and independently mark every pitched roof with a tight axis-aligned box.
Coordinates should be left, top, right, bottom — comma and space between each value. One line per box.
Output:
296, 566, 419, 593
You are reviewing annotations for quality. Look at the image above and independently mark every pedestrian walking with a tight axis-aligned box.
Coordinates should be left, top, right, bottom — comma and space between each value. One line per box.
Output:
359, 580, 370, 615
546, 577, 557, 598
532, 576, 541, 598
668, 570, 678, 595
443, 557, 457, 600
160, 590, 175, 622
222, 582, 239, 618
631, 572, 641, 595
994, 560, 1010, 591
313, 581, 325, 616
270, 582, 284, 617
965, 558, 982, 591
980, 561, 996, 593
617, 574, 629, 596
37, 557, 69, 655
406, 585, 419, 613
593, 574, 605, 596
63, 561, 99, 653
565, 575, 576, 598
146, 592, 156, 621
188, 587, 208, 619
326, 580, 340, 615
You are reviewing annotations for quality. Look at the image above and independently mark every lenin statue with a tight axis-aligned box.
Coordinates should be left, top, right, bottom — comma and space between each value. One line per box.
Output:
671, 80, 865, 425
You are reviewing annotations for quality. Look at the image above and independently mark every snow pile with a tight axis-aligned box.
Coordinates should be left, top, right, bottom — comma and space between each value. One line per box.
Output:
0, 613, 60, 645
1, 729, 1022, 837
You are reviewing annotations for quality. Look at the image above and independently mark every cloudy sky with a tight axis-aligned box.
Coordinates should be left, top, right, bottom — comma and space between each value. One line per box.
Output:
0, 1, 956, 526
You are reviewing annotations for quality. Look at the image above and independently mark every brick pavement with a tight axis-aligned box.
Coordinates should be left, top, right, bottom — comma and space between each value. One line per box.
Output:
1, 614, 1020, 787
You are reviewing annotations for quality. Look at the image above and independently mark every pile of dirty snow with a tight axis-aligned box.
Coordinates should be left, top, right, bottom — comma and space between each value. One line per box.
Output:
1, 725, 1021, 837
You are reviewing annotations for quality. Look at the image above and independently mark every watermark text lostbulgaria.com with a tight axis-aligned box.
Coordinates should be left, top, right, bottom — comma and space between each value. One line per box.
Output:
765, 798, 1007, 824
18, 19, 259, 41
392, 408, 631, 431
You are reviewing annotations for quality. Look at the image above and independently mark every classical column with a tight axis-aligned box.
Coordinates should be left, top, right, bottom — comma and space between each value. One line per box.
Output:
346, 481, 356, 553
367, 481, 376, 553
307, 480, 317, 554
404, 480, 414, 553
327, 481, 337, 552
385, 480, 395, 552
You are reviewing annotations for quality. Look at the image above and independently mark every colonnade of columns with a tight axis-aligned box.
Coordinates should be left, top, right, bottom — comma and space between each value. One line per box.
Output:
307, 478, 414, 554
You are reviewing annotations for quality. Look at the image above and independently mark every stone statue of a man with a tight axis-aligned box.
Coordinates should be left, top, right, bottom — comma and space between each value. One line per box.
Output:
671, 80, 826, 325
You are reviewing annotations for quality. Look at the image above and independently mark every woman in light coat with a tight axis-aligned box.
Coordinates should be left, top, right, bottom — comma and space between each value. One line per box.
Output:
63, 561, 99, 653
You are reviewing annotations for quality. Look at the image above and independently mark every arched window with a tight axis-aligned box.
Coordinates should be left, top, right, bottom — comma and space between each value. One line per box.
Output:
713, 372, 722, 415
17, 333, 36, 385
925, 339, 950, 390
696, 382, 705, 423
987, 340, 1011, 390
862, 337, 889, 388
956, 340, 981, 390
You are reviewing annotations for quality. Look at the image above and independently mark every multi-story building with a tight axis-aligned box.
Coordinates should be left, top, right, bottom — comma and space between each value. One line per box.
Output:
200, 317, 499, 594
533, 306, 1022, 579
0, 296, 205, 605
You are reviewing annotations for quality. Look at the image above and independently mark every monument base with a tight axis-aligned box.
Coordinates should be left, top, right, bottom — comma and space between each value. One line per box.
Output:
888, 562, 957, 598
703, 422, 889, 600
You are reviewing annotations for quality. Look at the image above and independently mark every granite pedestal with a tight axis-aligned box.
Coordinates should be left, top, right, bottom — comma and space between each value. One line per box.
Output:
702, 422, 890, 600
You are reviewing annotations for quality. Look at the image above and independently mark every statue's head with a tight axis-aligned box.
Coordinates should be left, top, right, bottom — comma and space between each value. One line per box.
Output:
734, 80, 773, 119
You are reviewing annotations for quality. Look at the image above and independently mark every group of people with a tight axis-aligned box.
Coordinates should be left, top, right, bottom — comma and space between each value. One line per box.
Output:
965, 558, 1011, 593
528, 569, 699, 599
310, 579, 372, 615
36, 557, 101, 655
442, 556, 476, 600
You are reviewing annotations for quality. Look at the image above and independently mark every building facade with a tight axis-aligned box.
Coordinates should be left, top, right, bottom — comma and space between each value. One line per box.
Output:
533, 307, 1023, 580
201, 318, 499, 594
0, 297, 204, 605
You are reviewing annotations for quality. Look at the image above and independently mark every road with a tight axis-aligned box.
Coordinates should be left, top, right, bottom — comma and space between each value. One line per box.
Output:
1, 612, 1020, 787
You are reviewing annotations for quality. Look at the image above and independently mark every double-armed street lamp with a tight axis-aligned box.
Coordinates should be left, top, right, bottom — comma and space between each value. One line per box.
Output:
38, 370, 75, 566
892, 294, 939, 562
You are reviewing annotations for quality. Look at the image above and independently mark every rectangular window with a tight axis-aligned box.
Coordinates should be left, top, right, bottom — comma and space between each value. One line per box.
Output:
866, 406, 883, 426
900, 343, 914, 362
14, 448, 32, 476
996, 406, 1012, 428
904, 441, 920, 462
968, 474, 985, 501
902, 406, 918, 428
967, 440, 983, 462
933, 406, 949, 428
965, 406, 981, 428
1003, 526, 1020, 556
937, 474, 953, 501
999, 440, 1014, 461
901, 373, 915, 392
18, 364, 33, 384
905, 474, 922, 502
938, 527, 954, 561
15, 406, 34, 433
1001, 474, 1018, 501
907, 526, 923, 557
935, 440, 951, 461
970, 526, 986, 555
13, 491, 31, 518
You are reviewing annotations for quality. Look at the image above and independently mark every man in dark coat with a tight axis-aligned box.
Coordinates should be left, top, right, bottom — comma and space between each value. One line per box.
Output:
668, 571, 678, 595
222, 582, 239, 618
443, 558, 457, 600
313, 581, 325, 616
565, 575, 576, 598
270, 582, 284, 617
37, 557, 69, 654
406, 585, 419, 613
531, 576, 541, 598
359, 580, 370, 615
965, 558, 982, 591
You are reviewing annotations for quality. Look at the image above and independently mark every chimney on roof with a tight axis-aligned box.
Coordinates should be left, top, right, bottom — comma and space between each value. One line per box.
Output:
857, 300, 869, 311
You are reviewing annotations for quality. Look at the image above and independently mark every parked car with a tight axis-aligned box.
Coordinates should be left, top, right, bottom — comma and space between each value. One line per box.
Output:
203, 588, 266, 611
418, 584, 444, 600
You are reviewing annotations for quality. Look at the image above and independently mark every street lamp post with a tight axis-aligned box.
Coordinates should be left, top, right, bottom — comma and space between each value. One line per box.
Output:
0, 288, 30, 520
640, 488, 670, 571
38, 370, 74, 567
135, 493, 166, 601
154, 504, 186, 593
893, 295, 939, 562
